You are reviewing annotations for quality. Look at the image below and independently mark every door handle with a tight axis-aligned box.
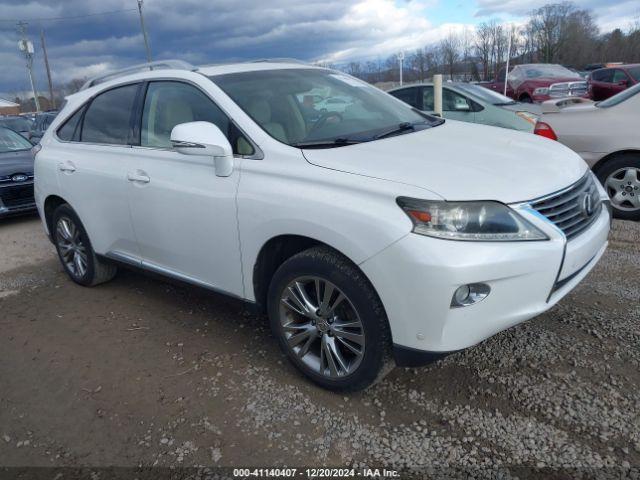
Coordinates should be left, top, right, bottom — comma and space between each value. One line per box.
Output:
127, 171, 150, 184
58, 162, 76, 173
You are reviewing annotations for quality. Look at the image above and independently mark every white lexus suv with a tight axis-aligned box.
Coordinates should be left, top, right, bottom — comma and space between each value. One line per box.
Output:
34, 60, 611, 391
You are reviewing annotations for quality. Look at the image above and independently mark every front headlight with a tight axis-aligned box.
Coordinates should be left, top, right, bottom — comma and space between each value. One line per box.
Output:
533, 87, 548, 95
397, 198, 549, 241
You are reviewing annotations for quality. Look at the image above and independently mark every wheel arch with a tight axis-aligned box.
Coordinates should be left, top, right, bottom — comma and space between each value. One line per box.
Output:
591, 149, 640, 174
518, 92, 532, 102
43, 194, 69, 240
251, 234, 380, 316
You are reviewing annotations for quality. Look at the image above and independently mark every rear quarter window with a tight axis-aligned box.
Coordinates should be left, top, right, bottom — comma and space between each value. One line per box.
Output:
57, 107, 85, 141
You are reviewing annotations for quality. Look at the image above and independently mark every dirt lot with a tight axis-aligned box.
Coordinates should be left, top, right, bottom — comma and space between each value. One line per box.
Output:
0, 214, 638, 476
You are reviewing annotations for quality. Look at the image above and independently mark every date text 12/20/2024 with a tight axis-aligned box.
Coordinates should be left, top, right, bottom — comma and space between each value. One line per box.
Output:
232, 468, 400, 478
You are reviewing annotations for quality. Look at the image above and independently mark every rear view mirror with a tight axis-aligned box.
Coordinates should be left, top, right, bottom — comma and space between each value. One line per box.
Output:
171, 121, 234, 177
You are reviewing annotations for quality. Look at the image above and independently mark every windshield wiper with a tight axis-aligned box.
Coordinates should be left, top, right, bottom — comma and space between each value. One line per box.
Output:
373, 121, 433, 140
292, 137, 363, 149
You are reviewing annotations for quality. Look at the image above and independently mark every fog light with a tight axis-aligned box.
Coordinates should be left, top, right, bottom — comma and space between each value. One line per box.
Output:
451, 283, 491, 308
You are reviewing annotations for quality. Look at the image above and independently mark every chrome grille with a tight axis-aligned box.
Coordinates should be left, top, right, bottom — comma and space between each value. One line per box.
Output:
530, 173, 601, 240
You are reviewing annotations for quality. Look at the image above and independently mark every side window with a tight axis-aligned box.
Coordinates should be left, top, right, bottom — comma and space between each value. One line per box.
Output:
442, 89, 471, 112
141, 81, 253, 155
57, 107, 85, 142
82, 84, 139, 145
390, 88, 419, 109
422, 86, 434, 111
595, 69, 614, 83
612, 70, 628, 83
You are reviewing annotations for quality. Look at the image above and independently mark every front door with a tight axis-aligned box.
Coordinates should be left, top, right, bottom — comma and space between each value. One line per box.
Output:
126, 81, 249, 297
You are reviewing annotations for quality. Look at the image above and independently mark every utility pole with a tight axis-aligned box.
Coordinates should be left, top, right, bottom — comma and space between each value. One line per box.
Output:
137, 0, 152, 63
504, 26, 512, 97
17, 21, 40, 112
398, 51, 404, 86
40, 29, 55, 110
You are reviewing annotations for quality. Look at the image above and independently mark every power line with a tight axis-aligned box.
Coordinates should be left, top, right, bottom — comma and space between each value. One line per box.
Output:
0, 8, 138, 23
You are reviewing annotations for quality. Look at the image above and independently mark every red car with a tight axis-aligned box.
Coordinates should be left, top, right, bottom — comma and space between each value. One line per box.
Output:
588, 64, 640, 101
484, 64, 588, 103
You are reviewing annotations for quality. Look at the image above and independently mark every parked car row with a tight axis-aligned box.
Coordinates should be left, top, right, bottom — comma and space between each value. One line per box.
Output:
388, 82, 539, 132
481, 62, 640, 103
0, 111, 58, 143
0, 112, 57, 219
0, 127, 37, 218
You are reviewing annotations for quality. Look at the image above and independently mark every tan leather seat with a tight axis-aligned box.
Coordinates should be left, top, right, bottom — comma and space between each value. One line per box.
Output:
246, 99, 288, 143
145, 96, 195, 147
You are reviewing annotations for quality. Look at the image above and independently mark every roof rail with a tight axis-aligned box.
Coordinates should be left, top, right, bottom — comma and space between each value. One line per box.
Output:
80, 60, 195, 90
250, 58, 310, 65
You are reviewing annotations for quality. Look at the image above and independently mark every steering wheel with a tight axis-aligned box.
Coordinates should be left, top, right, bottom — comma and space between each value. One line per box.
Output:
308, 111, 343, 136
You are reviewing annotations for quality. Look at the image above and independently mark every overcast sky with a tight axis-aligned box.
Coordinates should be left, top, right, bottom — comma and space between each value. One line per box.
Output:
1, 0, 638, 97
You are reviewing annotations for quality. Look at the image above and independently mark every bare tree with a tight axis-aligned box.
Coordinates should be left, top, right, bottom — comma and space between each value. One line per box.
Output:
528, 2, 574, 63
440, 31, 460, 80
410, 48, 428, 82
475, 22, 492, 80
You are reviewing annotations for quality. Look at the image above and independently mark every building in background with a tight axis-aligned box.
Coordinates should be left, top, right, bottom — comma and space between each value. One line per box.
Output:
0, 98, 21, 116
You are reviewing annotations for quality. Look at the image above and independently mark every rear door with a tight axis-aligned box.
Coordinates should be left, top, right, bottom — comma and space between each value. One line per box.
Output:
389, 87, 422, 110
125, 80, 251, 297
53, 83, 141, 260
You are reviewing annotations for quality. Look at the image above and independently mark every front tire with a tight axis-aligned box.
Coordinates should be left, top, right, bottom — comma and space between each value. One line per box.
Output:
52, 204, 117, 286
267, 246, 393, 392
595, 153, 640, 221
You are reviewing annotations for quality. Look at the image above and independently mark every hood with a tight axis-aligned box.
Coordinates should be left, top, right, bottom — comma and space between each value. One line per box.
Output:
302, 120, 587, 204
0, 150, 34, 177
527, 76, 583, 86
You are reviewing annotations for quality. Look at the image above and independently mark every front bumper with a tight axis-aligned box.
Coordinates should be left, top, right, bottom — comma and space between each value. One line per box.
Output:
0, 182, 37, 218
532, 92, 590, 103
360, 203, 610, 356
0, 202, 37, 218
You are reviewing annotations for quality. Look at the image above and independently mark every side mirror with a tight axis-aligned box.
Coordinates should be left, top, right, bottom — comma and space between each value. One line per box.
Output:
617, 80, 628, 87
170, 121, 234, 177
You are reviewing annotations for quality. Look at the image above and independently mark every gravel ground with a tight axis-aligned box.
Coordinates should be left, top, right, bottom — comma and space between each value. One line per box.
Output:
0, 214, 638, 479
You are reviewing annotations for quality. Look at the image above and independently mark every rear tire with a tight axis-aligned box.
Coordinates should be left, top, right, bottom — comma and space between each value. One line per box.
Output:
519, 94, 532, 103
267, 246, 393, 392
52, 204, 117, 286
595, 153, 640, 221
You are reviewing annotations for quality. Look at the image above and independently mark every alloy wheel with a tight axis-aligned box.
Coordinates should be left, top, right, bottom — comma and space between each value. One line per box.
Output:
56, 216, 88, 279
279, 276, 365, 379
604, 167, 640, 212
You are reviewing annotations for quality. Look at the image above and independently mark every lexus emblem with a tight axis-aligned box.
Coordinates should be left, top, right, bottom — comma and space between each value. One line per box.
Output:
581, 192, 594, 217
11, 174, 28, 182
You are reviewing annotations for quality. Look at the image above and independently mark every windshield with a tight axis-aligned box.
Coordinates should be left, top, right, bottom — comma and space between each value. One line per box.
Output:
454, 83, 515, 105
518, 64, 581, 80
0, 127, 32, 153
0, 117, 32, 132
211, 68, 441, 147
597, 82, 640, 108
